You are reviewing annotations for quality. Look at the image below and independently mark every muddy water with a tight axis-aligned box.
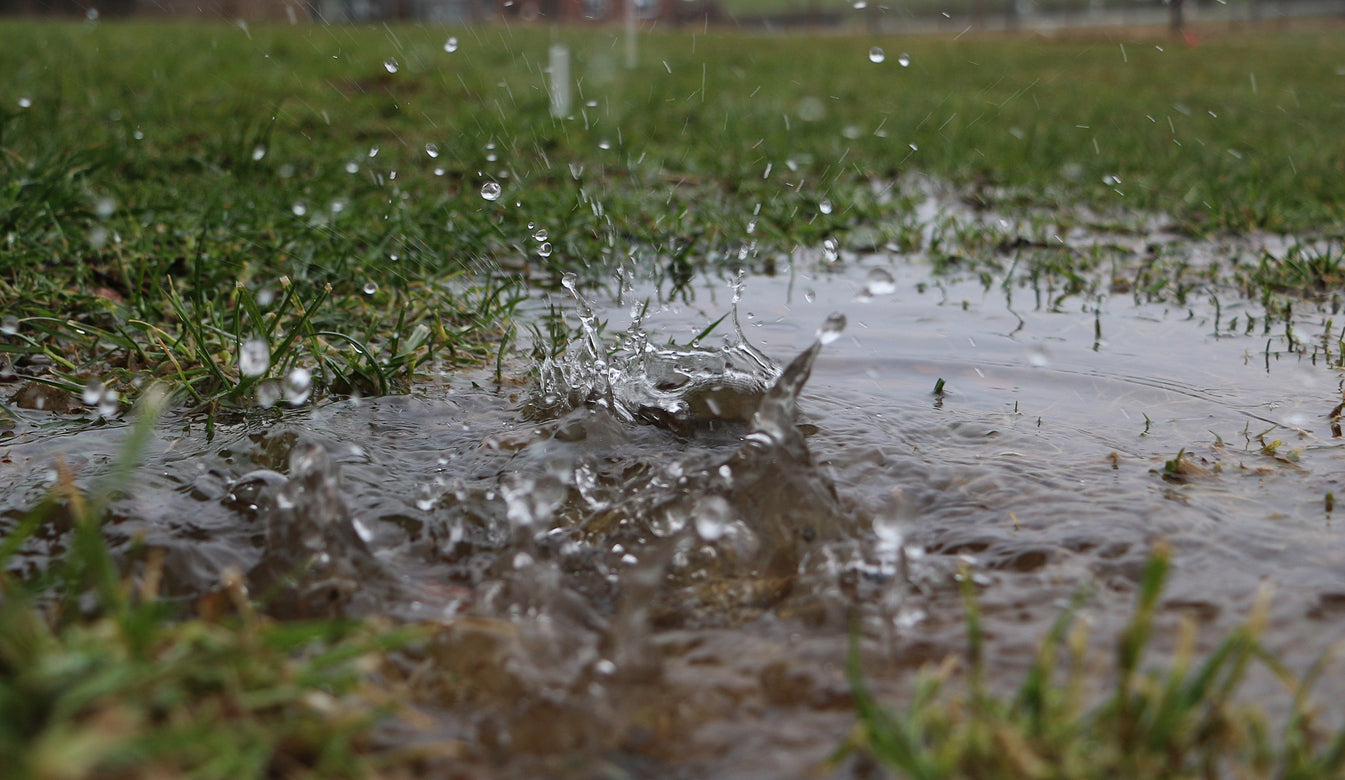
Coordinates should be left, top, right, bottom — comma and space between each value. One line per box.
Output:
5, 235, 1345, 776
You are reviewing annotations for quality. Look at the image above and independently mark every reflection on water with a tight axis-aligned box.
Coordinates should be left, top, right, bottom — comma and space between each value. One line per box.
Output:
4, 245, 1345, 775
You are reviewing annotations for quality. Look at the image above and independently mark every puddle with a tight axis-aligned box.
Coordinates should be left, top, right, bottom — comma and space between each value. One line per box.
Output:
5, 226, 1345, 775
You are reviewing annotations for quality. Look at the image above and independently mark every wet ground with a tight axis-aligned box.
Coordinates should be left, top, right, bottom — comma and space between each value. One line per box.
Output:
4, 197, 1345, 776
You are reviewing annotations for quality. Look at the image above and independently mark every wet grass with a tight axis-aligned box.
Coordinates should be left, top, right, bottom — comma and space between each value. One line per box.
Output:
1, 21, 1343, 410
844, 544, 1345, 778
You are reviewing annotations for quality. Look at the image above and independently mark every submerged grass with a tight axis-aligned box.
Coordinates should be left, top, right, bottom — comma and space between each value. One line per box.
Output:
843, 543, 1345, 778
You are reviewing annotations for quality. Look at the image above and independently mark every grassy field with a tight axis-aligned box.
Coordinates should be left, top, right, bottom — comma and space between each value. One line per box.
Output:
3, 19, 1345, 777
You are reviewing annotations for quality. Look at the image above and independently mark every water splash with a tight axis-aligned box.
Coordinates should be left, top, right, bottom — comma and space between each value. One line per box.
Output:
529, 275, 780, 429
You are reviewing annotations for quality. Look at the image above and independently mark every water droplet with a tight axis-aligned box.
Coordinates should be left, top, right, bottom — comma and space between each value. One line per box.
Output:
853, 0, 867, 6
82, 379, 104, 406
1, 316, 18, 335
85, 7, 98, 20
284, 367, 312, 406
532, 228, 548, 242
444, 36, 459, 53
239, 338, 270, 377
568, 162, 584, 179
256, 379, 282, 408
291, 201, 307, 217
425, 142, 439, 158
819, 198, 833, 215
537, 242, 553, 258
804, 289, 816, 303
362, 281, 378, 295
817, 312, 847, 344
868, 46, 886, 64
345, 160, 359, 174
433, 166, 445, 176
898, 52, 911, 67
598, 139, 612, 150
480, 181, 502, 201
694, 495, 731, 541
863, 267, 897, 297
823, 236, 840, 263
383, 58, 399, 74
252, 145, 266, 161
330, 199, 347, 214
256, 287, 276, 308
368, 146, 380, 158
17, 96, 32, 109
1103, 174, 1123, 186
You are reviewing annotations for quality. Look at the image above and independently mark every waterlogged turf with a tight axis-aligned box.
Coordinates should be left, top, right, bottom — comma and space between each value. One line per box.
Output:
3, 19, 1345, 778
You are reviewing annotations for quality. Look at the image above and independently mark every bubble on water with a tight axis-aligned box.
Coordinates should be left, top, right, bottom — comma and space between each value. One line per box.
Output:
425, 143, 439, 158
868, 47, 886, 63
819, 198, 833, 215
239, 338, 270, 377
817, 312, 847, 344
537, 242, 553, 258
532, 228, 548, 242
443, 36, 459, 53
863, 267, 897, 297
383, 58, 399, 73
291, 202, 307, 217
1, 316, 18, 335
345, 160, 359, 174
252, 145, 266, 161
362, 281, 378, 295
480, 181, 502, 201
284, 367, 312, 406
694, 495, 732, 541
17, 96, 31, 109
823, 236, 840, 263
898, 52, 911, 67
256, 379, 282, 409
368, 146, 380, 158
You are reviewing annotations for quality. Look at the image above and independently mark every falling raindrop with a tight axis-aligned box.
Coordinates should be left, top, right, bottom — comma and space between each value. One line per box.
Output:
291, 202, 307, 217
345, 160, 359, 174
82, 379, 118, 417
93, 197, 115, 219
17, 96, 31, 109
256, 380, 282, 409
532, 228, 548, 242
823, 236, 840, 263
362, 281, 378, 295
1, 316, 18, 335
239, 338, 270, 377
537, 242, 553, 258
853, 0, 867, 6
898, 53, 911, 67
1102, 174, 1123, 186
383, 58, 399, 74
252, 145, 266, 161
568, 162, 584, 179
256, 287, 276, 308
443, 36, 459, 53
868, 47, 886, 64
598, 139, 612, 150
819, 198, 833, 215
480, 181, 502, 201
284, 367, 312, 406
433, 166, 445, 176
85, 7, 98, 20
817, 312, 847, 344
368, 146, 380, 158
425, 143, 440, 158
863, 267, 898, 297
82, 380, 103, 406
